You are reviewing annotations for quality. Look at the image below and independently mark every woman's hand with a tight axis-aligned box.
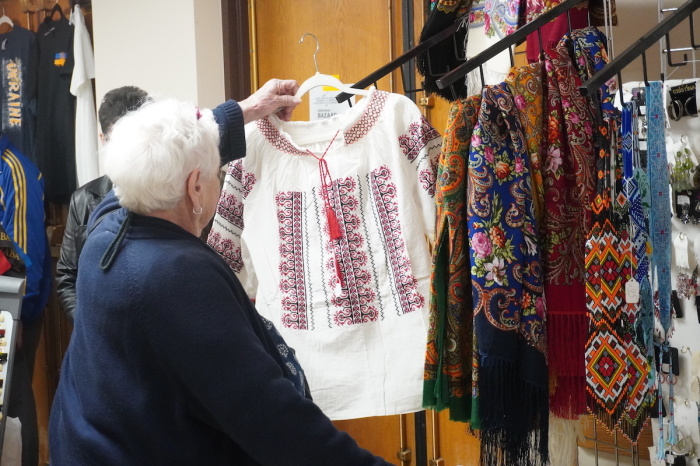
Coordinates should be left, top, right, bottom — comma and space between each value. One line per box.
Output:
239, 79, 301, 124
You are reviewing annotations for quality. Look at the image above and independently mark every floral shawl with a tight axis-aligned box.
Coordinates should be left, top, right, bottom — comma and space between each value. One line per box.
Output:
424, 96, 481, 423
468, 82, 548, 466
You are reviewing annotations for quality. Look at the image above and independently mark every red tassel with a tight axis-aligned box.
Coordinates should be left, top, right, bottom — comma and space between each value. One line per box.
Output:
326, 207, 342, 240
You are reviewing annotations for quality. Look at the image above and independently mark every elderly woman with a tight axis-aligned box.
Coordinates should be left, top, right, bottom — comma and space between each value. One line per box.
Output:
48, 83, 393, 466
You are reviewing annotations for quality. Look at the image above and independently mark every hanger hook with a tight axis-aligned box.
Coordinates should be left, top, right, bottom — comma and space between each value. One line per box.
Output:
299, 33, 320, 74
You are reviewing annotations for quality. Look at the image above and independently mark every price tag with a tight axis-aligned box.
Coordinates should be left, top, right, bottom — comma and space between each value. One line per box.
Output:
626, 278, 640, 304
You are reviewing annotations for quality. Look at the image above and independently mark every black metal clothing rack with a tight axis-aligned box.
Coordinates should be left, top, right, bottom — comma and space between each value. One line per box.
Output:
435, 0, 588, 90
581, 0, 700, 96
335, 20, 463, 103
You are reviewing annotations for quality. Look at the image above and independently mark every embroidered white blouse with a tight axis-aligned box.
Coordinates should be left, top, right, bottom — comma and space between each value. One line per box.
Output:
208, 89, 441, 420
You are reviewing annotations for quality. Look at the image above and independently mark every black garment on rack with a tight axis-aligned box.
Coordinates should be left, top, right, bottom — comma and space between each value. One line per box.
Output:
0, 26, 38, 159
35, 16, 76, 202
417, 0, 471, 101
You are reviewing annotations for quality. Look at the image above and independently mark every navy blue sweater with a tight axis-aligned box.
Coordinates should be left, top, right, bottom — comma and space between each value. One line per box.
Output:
49, 205, 392, 465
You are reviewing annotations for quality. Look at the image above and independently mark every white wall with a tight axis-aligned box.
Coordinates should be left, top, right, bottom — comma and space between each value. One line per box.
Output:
92, 0, 224, 109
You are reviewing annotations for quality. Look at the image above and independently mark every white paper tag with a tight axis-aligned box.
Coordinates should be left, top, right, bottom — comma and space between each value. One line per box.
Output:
674, 233, 690, 269
626, 278, 640, 304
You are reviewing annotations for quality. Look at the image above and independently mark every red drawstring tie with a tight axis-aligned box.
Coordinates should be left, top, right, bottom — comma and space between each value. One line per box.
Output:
306, 130, 344, 286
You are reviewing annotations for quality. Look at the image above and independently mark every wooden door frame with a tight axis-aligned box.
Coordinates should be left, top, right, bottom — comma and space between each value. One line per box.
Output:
222, 0, 252, 101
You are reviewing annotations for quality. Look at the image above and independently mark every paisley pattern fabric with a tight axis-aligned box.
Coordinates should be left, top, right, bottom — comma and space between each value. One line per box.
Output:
540, 32, 597, 418
424, 96, 481, 422
505, 63, 545, 225
468, 82, 548, 466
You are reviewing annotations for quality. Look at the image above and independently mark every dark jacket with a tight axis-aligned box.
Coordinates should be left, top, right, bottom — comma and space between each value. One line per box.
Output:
55, 174, 112, 321
55, 99, 246, 322
49, 201, 391, 465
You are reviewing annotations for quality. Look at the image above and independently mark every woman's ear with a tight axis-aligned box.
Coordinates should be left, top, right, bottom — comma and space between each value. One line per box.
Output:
186, 169, 203, 206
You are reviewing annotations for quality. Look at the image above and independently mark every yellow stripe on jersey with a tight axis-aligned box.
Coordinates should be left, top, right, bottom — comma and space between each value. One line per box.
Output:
2, 149, 28, 252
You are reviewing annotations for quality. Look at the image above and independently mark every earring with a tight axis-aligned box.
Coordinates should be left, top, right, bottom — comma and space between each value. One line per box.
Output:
669, 99, 684, 121
193, 206, 203, 215
685, 96, 697, 117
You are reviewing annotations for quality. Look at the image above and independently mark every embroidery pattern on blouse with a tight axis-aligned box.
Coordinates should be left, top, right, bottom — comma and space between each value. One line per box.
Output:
399, 115, 441, 163
325, 176, 378, 326
208, 160, 257, 273
370, 166, 426, 316
277, 191, 309, 330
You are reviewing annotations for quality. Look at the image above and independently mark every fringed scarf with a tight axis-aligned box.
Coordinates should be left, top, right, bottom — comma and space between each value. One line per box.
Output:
540, 32, 597, 419
468, 82, 548, 466
417, 0, 473, 101
424, 96, 482, 422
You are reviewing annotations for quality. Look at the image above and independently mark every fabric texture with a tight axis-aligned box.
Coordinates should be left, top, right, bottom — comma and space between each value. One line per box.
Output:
209, 89, 440, 420
0, 25, 37, 159
417, 0, 473, 101
423, 95, 480, 422
541, 31, 597, 419
50, 198, 391, 465
646, 81, 672, 336
69, 5, 98, 185
468, 82, 548, 466
0, 134, 52, 323
505, 62, 545, 224
35, 15, 75, 202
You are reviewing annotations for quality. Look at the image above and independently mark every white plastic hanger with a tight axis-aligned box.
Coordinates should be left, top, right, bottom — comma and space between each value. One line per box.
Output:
295, 33, 370, 99
0, 6, 14, 29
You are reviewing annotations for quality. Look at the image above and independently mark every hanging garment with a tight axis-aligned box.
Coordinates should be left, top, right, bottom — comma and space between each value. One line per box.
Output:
524, 0, 589, 63
35, 15, 76, 202
617, 101, 654, 443
541, 32, 598, 419
467, 82, 548, 466
464, 0, 516, 96
424, 95, 481, 423
0, 25, 37, 159
417, 0, 473, 101
70, 5, 98, 186
504, 62, 545, 224
0, 133, 52, 324
483, 0, 521, 38
646, 81, 672, 336
208, 89, 441, 420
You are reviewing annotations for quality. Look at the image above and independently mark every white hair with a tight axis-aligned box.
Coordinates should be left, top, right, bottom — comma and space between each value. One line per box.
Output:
103, 98, 220, 214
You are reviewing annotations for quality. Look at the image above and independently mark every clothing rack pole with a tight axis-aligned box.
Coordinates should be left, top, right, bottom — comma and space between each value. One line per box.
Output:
435, 0, 587, 90
581, 0, 700, 96
335, 21, 463, 103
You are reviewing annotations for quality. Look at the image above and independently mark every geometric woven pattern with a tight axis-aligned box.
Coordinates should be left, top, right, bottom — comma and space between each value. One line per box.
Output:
585, 325, 628, 409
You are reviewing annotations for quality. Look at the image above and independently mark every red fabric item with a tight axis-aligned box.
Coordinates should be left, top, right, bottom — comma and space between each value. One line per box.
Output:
526, 7, 588, 63
0, 250, 11, 275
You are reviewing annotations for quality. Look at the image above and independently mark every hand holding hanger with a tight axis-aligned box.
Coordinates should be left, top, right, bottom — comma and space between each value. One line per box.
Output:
238, 78, 301, 124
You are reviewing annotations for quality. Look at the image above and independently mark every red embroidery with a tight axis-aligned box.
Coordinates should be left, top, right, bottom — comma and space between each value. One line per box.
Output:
227, 159, 256, 199
216, 191, 244, 230
370, 166, 425, 314
326, 177, 379, 326
344, 91, 388, 144
208, 231, 243, 273
257, 91, 389, 154
399, 116, 441, 162
277, 191, 309, 329
419, 156, 438, 196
